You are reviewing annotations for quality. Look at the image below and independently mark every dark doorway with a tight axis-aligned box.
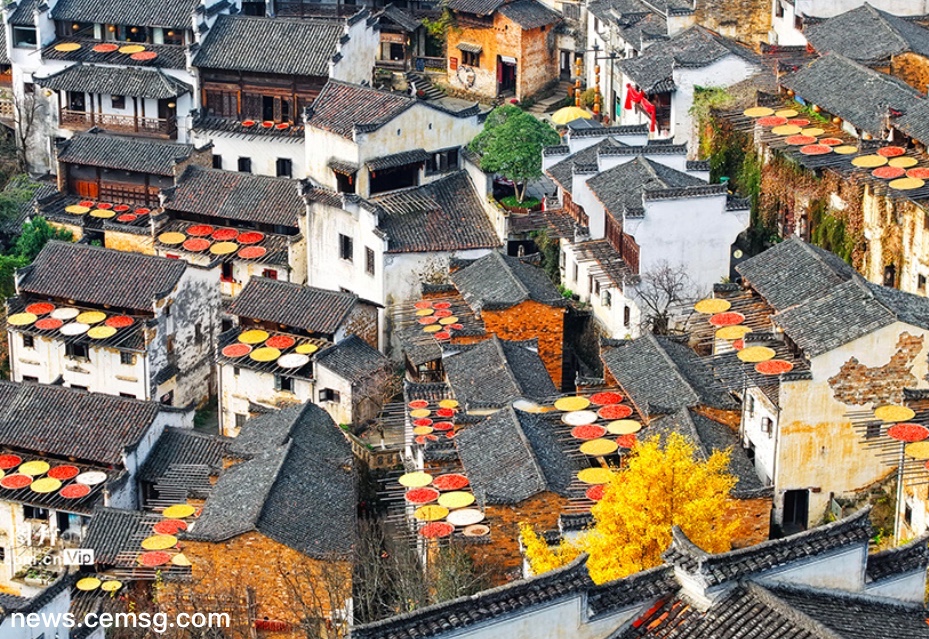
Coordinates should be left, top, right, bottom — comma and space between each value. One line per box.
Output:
559, 50, 572, 81
782, 489, 809, 533
498, 58, 517, 95
68, 91, 85, 112
884, 264, 897, 288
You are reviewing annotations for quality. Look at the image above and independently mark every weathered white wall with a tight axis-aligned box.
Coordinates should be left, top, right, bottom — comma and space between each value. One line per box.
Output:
330, 17, 380, 85
193, 130, 306, 178
218, 363, 313, 436
864, 571, 928, 603
315, 363, 354, 426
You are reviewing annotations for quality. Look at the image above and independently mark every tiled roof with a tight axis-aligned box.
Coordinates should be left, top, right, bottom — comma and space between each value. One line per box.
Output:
41, 39, 187, 69
866, 535, 929, 582
779, 53, 923, 136
773, 277, 929, 357
305, 80, 415, 139
662, 507, 873, 587
166, 166, 305, 227
373, 4, 422, 32
462, 405, 575, 504
618, 580, 929, 638
193, 14, 343, 76
585, 565, 678, 617
545, 138, 619, 194
450, 251, 564, 311
896, 99, 929, 146
735, 236, 857, 311
56, 131, 195, 176
190, 403, 354, 557
805, 4, 929, 62
496, 0, 560, 29
649, 408, 768, 498
587, 156, 709, 216
442, 336, 557, 408
137, 427, 229, 486
352, 556, 594, 639
315, 334, 389, 383
601, 334, 736, 418
83, 507, 147, 563
36, 63, 192, 99
7, 0, 36, 25
618, 25, 760, 93
228, 277, 358, 334
446, 0, 505, 16
371, 171, 500, 253
51, 0, 200, 27
366, 149, 430, 171
0, 381, 162, 465
18, 241, 186, 311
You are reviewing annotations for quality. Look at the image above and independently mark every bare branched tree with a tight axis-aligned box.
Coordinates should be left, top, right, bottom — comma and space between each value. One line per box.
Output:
276, 554, 353, 639
634, 261, 701, 336
13, 91, 42, 173
353, 365, 402, 432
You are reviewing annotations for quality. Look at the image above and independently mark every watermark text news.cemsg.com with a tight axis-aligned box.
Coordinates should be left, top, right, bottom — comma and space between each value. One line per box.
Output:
11, 611, 231, 634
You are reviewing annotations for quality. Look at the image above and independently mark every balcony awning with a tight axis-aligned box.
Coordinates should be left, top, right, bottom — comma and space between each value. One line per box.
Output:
328, 158, 359, 176
36, 63, 192, 99
365, 148, 429, 171
456, 42, 483, 54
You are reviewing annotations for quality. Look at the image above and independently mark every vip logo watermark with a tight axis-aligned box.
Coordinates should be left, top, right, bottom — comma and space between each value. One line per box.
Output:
31, 549, 94, 567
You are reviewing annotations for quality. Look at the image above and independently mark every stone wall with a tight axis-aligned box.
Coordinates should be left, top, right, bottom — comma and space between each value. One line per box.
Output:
828, 332, 924, 406
726, 496, 771, 548
890, 52, 929, 92
343, 302, 379, 348
693, 0, 772, 47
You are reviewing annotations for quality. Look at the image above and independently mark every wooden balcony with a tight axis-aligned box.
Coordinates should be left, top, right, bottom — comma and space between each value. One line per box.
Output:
59, 109, 177, 139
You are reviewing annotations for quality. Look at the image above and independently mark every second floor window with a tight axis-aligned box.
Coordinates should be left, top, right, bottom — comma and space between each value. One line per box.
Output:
66, 343, 88, 360
111, 95, 126, 109
212, 155, 223, 169
461, 50, 480, 67
276, 158, 292, 178
366, 247, 375, 275
238, 157, 252, 173
425, 148, 460, 175
339, 234, 353, 262
12, 26, 37, 48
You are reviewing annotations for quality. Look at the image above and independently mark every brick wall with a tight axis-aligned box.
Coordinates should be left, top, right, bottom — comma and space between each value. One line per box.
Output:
726, 496, 771, 548
693, 0, 771, 47
165, 533, 351, 637
464, 492, 568, 585
828, 332, 924, 406
343, 302, 379, 348
482, 300, 566, 388
891, 53, 929, 93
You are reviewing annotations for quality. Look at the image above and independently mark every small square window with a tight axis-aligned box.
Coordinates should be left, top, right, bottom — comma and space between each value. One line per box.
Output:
212, 155, 223, 169
233, 366, 240, 377
866, 421, 882, 439
66, 343, 88, 359
276, 158, 293, 178
319, 388, 341, 403
919, 274, 927, 291
237, 157, 252, 173
235, 413, 247, 429
366, 247, 375, 275
462, 50, 480, 67
339, 234, 353, 262
262, 269, 278, 280
111, 95, 125, 109
22, 335, 34, 348
120, 351, 135, 365
221, 261, 234, 282
275, 375, 295, 392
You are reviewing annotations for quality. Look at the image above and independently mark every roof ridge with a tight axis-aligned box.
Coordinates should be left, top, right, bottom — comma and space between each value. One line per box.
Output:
489, 335, 527, 398
645, 334, 702, 407
745, 582, 846, 639
865, 3, 911, 53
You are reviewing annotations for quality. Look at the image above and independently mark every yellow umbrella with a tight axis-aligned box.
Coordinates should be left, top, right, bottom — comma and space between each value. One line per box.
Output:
551, 106, 592, 126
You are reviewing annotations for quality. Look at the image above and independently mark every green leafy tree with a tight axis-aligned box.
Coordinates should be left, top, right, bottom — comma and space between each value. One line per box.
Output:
469, 105, 560, 203
15, 216, 73, 262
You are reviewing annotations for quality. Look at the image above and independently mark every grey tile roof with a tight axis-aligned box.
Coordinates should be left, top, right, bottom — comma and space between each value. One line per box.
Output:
585, 565, 678, 617
137, 427, 229, 484
496, 0, 560, 29
56, 131, 194, 176
455, 405, 574, 504
649, 408, 768, 498
601, 334, 736, 418
866, 535, 929, 582
366, 148, 430, 171
0, 575, 74, 622
166, 166, 305, 228
545, 138, 619, 194
373, 4, 422, 32
371, 171, 500, 253
896, 99, 929, 145
352, 556, 594, 639
617, 25, 760, 93
18, 241, 187, 311
306, 80, 415, 139
443, 336, 557, 408
773, 277, 929, 357
51, 0, 199, 27
315, 334, 389, 383
193, 14, 343, 76
36, 63, 192, 99
735, 236, 857, 311
446, 0, 505, 16
191, 403, 354, 557
586, 156, 708, 216
779, 53, 923, 136
805, 3, 929, 62
450, 251, 564, 311
618, 579, 929, 638
228, 277, 358, 334
662, 507, 873, 587
7, 0, 36, 25
83, 507, 147, 564
0, 381, 163, 465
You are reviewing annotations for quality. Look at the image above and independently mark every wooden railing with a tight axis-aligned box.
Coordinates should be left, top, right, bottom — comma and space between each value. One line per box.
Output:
414, 56, 445, 71
59, 110, 177, 138
0, 96, 13, 121
620, 232, 640, 274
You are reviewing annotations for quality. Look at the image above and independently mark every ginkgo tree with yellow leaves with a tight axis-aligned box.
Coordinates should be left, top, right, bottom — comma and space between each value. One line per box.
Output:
521, 432, 738, 584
